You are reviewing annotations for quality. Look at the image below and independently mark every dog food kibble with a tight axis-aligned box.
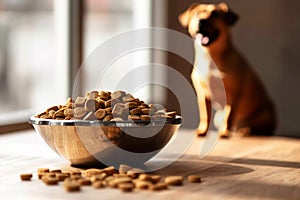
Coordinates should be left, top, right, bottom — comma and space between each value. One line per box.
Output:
164, 176, 184, 186
134, 180, 152, 189
118, 183, 135, 192
37, 168, 50, 173
64, 181, 81, 192
56, 173, 70, 181
20, 165, 200, 193
78, 178, 92, 186
187, 175, 202, 183
92, 181, 105, 189
150, 182, 168, 191
50, 169, 62, 173
119, 164, 132, 174
20, 173, 32, 181
35, 90, 177, 121
42, 176, 58, 185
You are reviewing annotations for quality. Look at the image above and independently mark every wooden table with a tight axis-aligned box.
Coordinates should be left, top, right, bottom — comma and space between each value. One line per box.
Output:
0, 129, 299, 200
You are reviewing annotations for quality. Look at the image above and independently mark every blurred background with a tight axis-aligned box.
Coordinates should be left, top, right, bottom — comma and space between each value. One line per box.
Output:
0, 0, 299, 137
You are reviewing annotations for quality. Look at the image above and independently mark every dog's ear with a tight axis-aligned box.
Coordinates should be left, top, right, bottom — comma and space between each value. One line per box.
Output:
178, 3, 199, 28
218, 3, 239, 26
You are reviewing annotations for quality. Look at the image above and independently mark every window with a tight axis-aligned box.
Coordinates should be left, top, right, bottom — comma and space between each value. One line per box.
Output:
82, 0, 153, 102
0, 0, 68, 127
0, 0, 155, 131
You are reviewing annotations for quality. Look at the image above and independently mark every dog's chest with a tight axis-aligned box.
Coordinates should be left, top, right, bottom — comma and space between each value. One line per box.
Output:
192, 44, 226, 104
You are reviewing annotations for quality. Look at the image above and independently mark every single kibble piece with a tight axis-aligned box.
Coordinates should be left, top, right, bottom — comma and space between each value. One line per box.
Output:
113, 174, 130, 178
128, 115, 140, 121
112, 103, 126, 117
150, 182, 168, 191
56, 173, 70, 181
187, 175, 202, 183
69, 171, 81, 176
74, 96, 86, 107
127, 168, 145, 179
113, 177, 132, 185
140, 115, 151, 121
110, 117, 123, 122
94, 108, 106, 120
85, 99, 100, 112
50, 169, 62, 173
86, 91, 99, 100
104, 99, 112, 107
125, 102, 139, 109
38, 173, 47, 179
64, 181, 81, 192
119, 164, 133, 174
73, 107, 87, 118
98, 91, 110, 100
150, 175, 161, 184
134, 180, 152, 189
90, 173, 107, 182
122, 94, 134, 102
64, 108, 74, 117
138, 174, 153, 182
42, 177, 58, 185
47, 173, 57, 178
141, 108, 151, 115
164, 176, 183, 186
102, 166, 116, 176
20, 173, 32, 181
93, 181, 105, 189
111, 91, 126, 100
78, 178, 92, 186
103, 115, 113, 121
37, 168, 50, 173
118, 183, 134, 192
46, 106, 59, 113
129, 107, 142, 115
84, 168, 103, 177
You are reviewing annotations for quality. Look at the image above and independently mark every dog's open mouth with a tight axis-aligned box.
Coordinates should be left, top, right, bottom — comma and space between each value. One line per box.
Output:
195, 31, 220, 46
196, 20, 220, 46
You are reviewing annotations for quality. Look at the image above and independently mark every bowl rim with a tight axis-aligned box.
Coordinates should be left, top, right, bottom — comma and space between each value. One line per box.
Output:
29, 116, 182, 127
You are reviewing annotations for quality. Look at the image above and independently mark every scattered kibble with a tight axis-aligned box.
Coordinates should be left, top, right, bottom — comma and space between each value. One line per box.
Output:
20, 165, 202, 193
164, 176, 184, 186
20, 173, 32, 181
187, 175, 202, 183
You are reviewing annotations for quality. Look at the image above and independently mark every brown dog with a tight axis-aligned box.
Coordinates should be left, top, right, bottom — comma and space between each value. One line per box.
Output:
179, 3, 277, 136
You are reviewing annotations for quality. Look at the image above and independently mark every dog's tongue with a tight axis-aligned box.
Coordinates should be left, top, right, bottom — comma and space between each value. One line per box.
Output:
195, 33, 209, 46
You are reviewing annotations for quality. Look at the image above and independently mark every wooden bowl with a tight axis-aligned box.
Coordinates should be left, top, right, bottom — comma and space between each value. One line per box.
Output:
29, 116, 181, 168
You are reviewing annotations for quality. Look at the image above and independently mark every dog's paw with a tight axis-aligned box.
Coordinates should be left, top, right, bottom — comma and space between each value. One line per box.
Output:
196, 124, 208, 136
237, 127, 251, 136
219, 130, 231, 138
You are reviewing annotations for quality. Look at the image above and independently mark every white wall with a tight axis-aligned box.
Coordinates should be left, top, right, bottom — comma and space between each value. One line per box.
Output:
217, 0, 300, 136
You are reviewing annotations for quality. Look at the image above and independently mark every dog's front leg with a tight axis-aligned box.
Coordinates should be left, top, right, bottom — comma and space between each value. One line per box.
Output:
216, 105, 232, 137
192, 71, 211, 136
197, 95, 211, 136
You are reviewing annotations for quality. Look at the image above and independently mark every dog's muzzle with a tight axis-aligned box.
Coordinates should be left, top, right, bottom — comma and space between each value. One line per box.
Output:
197, 19, 220, 46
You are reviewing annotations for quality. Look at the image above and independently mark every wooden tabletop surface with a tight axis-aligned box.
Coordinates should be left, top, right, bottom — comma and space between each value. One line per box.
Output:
0, 129, 299, 200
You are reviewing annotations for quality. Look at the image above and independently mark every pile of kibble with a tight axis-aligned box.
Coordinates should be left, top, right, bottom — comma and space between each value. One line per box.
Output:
20, 165, 201, 192
35, 90, 177, 121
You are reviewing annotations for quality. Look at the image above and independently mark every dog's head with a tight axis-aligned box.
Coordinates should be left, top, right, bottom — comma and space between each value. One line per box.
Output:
179, 3, 238, 46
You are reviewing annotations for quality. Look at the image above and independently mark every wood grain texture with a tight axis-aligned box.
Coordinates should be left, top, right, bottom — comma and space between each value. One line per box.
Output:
0, 130, 299, 200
